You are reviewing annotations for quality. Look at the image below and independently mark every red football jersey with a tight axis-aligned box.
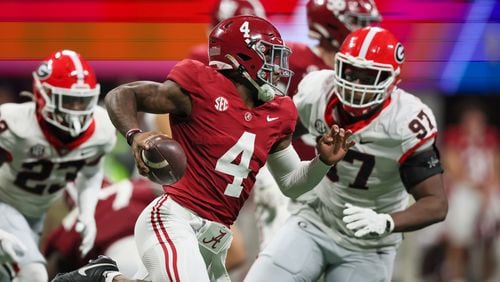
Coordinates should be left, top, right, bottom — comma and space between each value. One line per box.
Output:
287, 42, 331, 97
166, 59, 297, 226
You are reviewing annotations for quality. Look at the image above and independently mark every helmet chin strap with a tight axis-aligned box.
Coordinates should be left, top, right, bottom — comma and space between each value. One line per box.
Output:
257, 84, 275, 102
225, 55, 275, 102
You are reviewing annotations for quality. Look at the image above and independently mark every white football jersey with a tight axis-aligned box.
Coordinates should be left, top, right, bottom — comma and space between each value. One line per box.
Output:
293, 70, 439, 251
0, 102, 116, 218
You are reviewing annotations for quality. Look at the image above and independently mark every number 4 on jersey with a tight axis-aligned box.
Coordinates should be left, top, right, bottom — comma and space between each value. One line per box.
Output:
215, 132, 255, 198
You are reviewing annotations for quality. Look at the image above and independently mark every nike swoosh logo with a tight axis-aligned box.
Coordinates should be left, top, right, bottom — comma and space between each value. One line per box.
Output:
77, 263, 116, 276
359, 139, 374, 144
266, 115, 279, 122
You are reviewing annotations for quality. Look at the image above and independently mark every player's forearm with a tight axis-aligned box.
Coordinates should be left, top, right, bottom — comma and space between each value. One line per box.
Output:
75, 168, 103, 219
105, 86, 141, 136
267, 145, 331, 199
390, 195, 447, 232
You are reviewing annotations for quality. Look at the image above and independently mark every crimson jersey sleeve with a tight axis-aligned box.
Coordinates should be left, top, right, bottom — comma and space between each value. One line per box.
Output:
168, 59, 221, 95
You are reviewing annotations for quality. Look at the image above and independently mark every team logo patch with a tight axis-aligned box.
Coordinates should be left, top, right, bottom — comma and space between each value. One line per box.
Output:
314, 119, 328, 134
395, 43, 405, 64
244, 112, 253, 121
427, 156, 439, 168
214, 96, 229, 112
36, 62, 51, 79
29, 144, 45, 158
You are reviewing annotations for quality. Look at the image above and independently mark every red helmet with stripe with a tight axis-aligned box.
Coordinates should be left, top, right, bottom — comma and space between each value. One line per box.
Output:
307, 0, 381, 48
33, 50, 100, 136
208, 15, 293, 101
333, 27, 404, 116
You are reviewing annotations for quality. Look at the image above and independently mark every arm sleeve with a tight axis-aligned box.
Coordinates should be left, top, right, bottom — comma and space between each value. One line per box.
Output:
266, 145, 331, 199
75, 160, 104, 221
167, 59, 204, 95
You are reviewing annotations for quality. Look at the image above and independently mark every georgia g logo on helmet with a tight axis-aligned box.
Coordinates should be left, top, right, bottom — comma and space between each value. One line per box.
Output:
395, 43, 405, 64
36, 62, 52, 79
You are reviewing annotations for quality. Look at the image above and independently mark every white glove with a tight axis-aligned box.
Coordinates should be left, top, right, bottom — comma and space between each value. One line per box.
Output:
342, 203, 395, 238
0, 229, 27, 263
75, 216, 97, 257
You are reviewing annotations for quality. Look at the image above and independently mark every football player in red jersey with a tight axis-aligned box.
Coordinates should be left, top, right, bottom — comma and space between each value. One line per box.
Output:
0, 50, 116, 281
44, 178, 247, 280
52, 16, 354, 282
246, 26, 447, 282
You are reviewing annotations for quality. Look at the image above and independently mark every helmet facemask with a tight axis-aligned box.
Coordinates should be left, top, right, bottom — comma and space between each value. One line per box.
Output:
253, 40, 293, 99
33, 71, 100, 137
333, 53, 396, 116
222, 39, 293, 102
208, 15, 293, 102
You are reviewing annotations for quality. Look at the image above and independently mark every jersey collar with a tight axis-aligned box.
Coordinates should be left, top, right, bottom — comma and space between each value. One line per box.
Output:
324, 94, 392, 133
36, 112, 96, 155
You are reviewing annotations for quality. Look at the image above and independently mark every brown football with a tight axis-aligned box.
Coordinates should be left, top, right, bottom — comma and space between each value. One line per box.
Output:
141, 135, 186, 185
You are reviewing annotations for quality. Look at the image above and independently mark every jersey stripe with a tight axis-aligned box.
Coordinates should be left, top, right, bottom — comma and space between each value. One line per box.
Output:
150, 194, 178, 281
398, 132, 438, 164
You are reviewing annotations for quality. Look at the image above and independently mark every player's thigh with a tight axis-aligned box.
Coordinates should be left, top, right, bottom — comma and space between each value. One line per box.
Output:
245, 216, 324, 282
135, 195, 209, 282
0, 203, 45, 265
325, 249, 396, 282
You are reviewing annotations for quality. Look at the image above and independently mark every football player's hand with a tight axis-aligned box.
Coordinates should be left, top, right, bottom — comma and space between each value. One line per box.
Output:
316, 125, 354, 166
0, 229, 26, 263
342, 203, 394, 238
75, 216, 97, 257
130, 131, 168, 176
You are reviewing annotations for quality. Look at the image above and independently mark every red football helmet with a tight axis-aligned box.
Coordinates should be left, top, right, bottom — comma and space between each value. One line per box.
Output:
33, 50, 100, 136
210, 0, 266, 27
333, 27, 404, 116
307, 0, 381, 48
208, 15, 293, 101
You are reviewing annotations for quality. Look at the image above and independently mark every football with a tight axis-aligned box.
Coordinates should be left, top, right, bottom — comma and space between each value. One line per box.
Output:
141, 135, 187, 185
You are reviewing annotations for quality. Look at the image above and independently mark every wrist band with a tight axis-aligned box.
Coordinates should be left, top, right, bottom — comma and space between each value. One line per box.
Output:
126, 128, 142, 146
